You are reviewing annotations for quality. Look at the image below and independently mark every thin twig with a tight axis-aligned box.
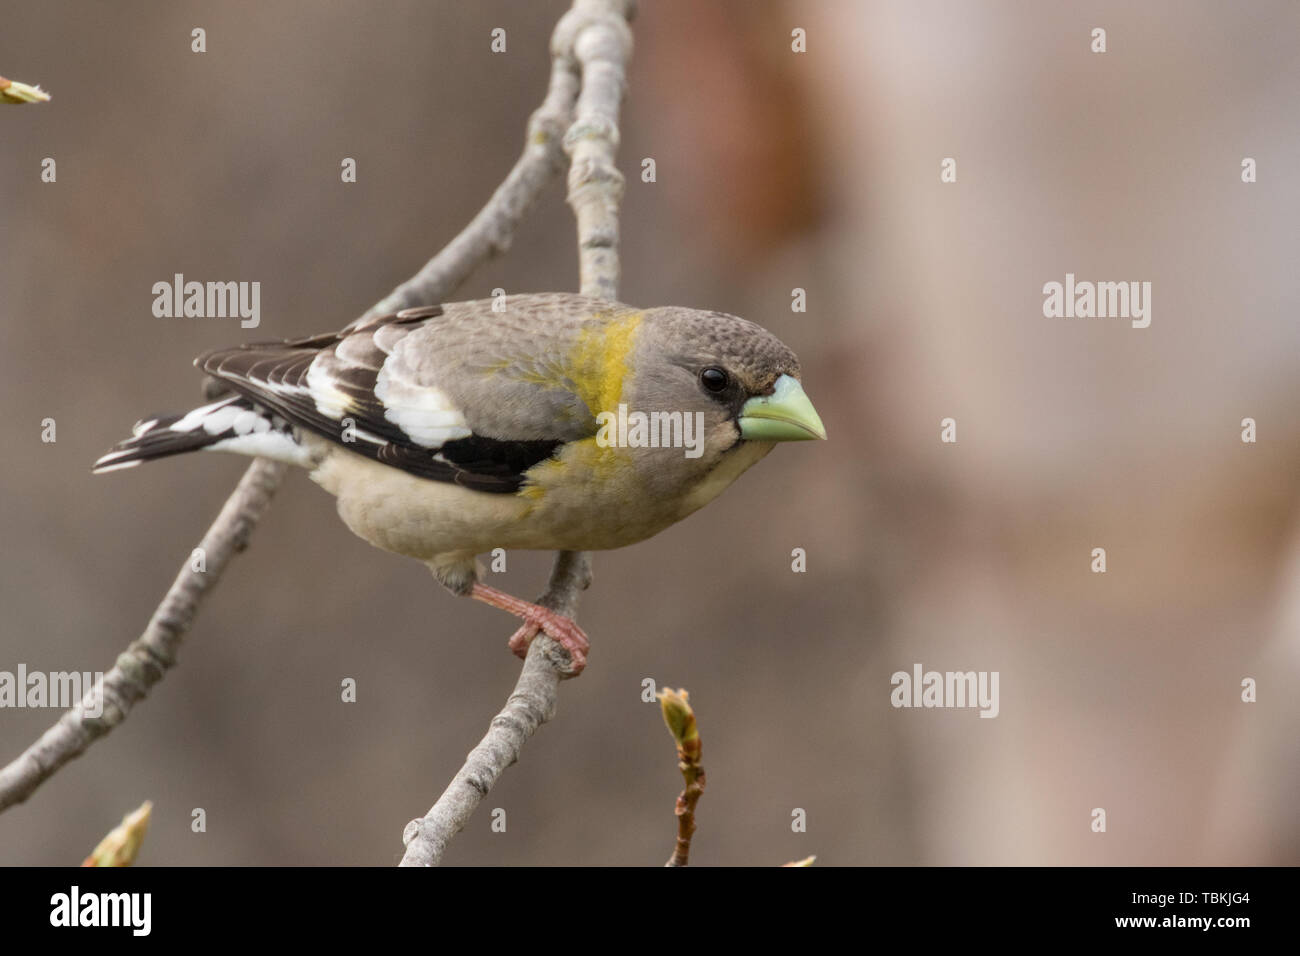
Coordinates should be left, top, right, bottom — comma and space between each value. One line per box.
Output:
398, 0, 635, 867
354, 45, 580, 325
0, 5, 592, 815
0, 459, 285, 811
0, 75, 51, 104
82, 801, 153, 867
658, 688, 705, 867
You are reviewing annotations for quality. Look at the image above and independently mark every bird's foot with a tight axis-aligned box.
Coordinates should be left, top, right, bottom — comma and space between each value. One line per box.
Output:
505, 615, 589, 673
471, 583, 589, 675
506, 623, 540, 659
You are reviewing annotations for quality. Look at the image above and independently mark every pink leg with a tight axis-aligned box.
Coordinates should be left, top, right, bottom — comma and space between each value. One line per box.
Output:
470, 582, 589, 674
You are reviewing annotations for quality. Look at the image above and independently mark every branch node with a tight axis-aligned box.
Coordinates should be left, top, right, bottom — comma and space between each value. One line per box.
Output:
402, 819, 422, 847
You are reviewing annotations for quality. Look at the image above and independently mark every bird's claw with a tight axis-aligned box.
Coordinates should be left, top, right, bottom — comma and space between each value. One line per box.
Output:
508, 611, 589, 674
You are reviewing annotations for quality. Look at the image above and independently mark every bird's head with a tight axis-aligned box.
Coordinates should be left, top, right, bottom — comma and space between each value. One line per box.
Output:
624, 306, 826, 453
583, 306, 826, 516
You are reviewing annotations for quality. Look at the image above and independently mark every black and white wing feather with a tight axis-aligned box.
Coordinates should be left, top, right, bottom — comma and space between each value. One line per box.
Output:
91, 394, 308, 474
193, 307, 562, 492
93, 296, 615, 489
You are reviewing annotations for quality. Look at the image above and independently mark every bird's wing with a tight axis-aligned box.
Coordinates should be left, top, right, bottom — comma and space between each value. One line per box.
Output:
196, 295, 619, 493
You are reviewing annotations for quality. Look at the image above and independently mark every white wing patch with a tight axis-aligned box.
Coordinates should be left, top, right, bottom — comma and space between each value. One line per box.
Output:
306, 357, 355, 420
207, 430, 314, 467
168, 396, 244, 434
374, 362, 471, 448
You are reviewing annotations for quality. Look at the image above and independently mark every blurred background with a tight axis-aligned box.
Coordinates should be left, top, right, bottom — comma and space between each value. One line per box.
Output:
1, 0, 1297, 865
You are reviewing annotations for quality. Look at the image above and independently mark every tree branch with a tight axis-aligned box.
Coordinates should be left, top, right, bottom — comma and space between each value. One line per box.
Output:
355, 43, 580, 324
0, 459, 285, 811
559, 0, 633, 300
398, 551, 591, 867
398, 0, 635, 867
0, 3, 596, 815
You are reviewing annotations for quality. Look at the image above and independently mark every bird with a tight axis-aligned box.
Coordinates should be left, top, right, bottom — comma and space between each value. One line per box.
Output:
93, 293, 826, 673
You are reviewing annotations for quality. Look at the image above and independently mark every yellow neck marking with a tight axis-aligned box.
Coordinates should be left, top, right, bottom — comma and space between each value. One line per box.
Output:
569, 311, 642, 418
516, 311, 644, 504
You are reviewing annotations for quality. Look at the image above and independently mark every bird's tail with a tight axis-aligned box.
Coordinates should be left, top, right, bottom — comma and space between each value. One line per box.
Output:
92, 395, 308, 474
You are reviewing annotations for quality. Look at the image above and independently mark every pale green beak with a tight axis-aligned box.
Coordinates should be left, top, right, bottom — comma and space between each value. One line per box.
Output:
738, 374, 827, 442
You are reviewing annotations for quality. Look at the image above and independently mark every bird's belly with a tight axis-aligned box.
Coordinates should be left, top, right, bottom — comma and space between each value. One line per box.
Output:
309, 443, 674, 560
512, 437, 774, 551
310, 447, 533, 559
307, 436, 772, 560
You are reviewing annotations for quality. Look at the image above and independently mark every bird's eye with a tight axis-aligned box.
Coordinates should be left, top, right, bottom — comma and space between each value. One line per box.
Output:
700, 367, 729, 393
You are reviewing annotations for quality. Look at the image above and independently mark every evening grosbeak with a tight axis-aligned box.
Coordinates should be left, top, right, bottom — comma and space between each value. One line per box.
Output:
93, 293, 826, 672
